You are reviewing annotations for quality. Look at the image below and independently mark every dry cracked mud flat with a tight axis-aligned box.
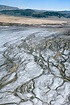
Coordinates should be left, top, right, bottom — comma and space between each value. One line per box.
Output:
0, 26, 70, 105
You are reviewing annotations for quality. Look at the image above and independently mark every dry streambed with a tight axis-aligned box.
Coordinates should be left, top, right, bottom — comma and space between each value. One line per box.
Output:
0, 26, 70, 105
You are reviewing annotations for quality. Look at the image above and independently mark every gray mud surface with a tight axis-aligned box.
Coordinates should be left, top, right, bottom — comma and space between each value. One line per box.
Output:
0, 26, 70, 105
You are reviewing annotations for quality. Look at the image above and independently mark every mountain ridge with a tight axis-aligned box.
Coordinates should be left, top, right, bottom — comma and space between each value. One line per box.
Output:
0, 5, 70, 18
0, 5, 19, 11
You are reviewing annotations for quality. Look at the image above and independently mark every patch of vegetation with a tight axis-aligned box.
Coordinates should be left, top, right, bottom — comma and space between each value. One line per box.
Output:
0, 9, 70, 18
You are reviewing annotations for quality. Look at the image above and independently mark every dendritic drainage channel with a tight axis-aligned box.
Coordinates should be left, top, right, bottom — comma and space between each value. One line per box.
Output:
0, 26, 70, 105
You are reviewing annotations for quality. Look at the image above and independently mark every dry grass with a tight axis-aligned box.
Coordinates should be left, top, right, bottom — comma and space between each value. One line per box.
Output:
0, 15, 67, 25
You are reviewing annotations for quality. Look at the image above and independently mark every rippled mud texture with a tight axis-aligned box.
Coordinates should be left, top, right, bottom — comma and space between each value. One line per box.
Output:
0, 26, 70, 105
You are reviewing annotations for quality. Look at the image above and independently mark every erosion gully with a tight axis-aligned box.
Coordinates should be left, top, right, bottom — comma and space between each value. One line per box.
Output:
0, 26, 70, 105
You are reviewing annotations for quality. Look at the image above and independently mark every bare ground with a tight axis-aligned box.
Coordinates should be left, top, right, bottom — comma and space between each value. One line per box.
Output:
0, 15, 68, 26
